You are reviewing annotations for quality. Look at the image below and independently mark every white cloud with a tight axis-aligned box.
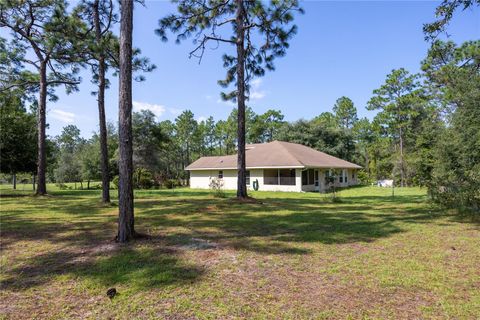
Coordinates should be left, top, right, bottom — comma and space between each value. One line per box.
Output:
197, 116, 207, 122
51, 109, 75, 123
249, 78, 266, 100
216, 98, 236, 107
250, 90, 266, 100
251, 78, 262, 87
133, 101, 166, 118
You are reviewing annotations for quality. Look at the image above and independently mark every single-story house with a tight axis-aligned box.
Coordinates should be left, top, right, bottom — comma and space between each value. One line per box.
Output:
185, 140, 362, 192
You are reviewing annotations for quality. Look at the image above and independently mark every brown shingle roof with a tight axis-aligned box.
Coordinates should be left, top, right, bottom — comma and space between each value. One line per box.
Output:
186, 141, 362, 170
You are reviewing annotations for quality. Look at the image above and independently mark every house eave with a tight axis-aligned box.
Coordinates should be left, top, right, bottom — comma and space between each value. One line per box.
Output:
186, 165, 306, 171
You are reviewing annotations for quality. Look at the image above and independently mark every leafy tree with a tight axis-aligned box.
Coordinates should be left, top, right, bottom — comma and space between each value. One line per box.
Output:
216, 117, 236, 155
132, 110, 166, 185
277, 119, 355, 161
0, 91, 37, 189
312, 112, 337, 129
249, 109, 284, 143
157, 0, 303, 199
0, 0, 87, 195
175, 110, 198, 171
80, 138, 101, 189
57, 125, 83, 153
352, 117, 374, 179
333, 96, 358, 129
367, 68, 423, 187
54, 125, 84, 187
159, 120, 182, 179
422, 40, 480, 212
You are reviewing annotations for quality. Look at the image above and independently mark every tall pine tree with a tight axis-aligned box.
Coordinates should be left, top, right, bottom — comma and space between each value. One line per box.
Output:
157, 0, 302, 199
0, 0, 86, 195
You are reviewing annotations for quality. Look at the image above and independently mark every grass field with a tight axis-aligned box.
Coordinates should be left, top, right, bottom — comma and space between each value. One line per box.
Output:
1, 185, 479, 319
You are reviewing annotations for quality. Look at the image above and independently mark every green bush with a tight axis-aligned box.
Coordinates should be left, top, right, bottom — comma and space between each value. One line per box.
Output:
357, 170, 374, 185
163, 179, 179, 189
209, 177, 225, 198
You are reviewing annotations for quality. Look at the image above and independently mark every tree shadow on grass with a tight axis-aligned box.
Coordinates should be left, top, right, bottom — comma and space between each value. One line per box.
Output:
0, 237, 204, 292
0, 188, 449, 293
134, 195, 429, 253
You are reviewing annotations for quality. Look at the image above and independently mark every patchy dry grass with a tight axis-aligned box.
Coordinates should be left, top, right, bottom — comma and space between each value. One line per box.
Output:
1, 185, 479, 319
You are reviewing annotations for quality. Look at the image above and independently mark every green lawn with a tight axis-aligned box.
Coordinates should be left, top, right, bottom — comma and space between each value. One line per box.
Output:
1, 185, 479, 319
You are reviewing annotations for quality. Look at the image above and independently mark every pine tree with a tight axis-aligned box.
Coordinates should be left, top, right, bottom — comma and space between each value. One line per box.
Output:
367, 68, 423, 187
157, 0, 303, 199
333, 96, 358, 129
0, 0, 86, 195
117, 0, 135, 242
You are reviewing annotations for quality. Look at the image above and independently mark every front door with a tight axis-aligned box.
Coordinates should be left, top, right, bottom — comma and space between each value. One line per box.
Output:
314, 170, 319, 191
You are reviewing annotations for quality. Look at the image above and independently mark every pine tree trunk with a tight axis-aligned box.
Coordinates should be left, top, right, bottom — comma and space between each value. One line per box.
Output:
36, 62, 48, 195
12, 173, 16, 190
235, 0, 247, 199
117, 0, 135, 243
32, 174, 35, 191
94, 0, 111, 204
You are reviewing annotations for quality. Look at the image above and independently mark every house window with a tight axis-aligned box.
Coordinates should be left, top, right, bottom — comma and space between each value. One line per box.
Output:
339, 174, 343, 183
352, 172, 355, 179
302, 170, 308, 185
325, 170, 337, 184
264, 169, 278, 185
218, 170, 223, 179
344, 170, 348, 183
246, 170, 250, 185
279, 169, 296, 185
308, 169, 314, 185
302, 169, 315, 185
264, 169, 296, 185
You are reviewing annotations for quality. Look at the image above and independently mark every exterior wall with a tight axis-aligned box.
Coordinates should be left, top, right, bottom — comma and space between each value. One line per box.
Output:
331, 168, 359, 189
252, 168, 302, 192
189, 168, 358, 192
189, 168, 302, 192
189, 169, 238, 190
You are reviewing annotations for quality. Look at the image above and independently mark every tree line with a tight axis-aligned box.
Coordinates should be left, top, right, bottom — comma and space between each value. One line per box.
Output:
1, 0, 478, 243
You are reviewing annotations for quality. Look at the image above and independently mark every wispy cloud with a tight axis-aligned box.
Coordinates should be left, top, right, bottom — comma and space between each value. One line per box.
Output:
133, 101, 166, 118
51, 109, 75, 123
216, 98, 236, 107
251, 78, 262, 87
197, 116, 207, 122
249, 78, 266, 100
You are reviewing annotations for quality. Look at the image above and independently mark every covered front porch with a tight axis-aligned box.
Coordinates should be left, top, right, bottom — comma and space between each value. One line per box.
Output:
301, 168, 358, 192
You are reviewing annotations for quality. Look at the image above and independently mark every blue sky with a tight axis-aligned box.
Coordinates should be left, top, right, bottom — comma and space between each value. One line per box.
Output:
6, 1, 480, 138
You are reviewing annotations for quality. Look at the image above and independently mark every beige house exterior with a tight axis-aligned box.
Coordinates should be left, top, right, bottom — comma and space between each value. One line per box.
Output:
186, 141, 362, 193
